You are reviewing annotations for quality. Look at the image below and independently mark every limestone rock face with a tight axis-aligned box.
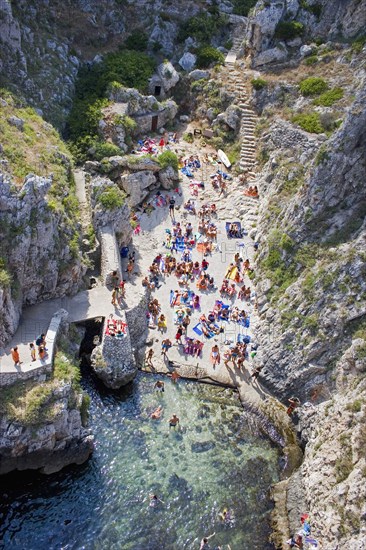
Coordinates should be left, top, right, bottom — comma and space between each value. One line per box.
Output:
0, 382, 93, 475
252, 46, 288, 67
0, 175, 86, 346
214, 105, 242, 132
120, 171, 157, 207
189, 69, 210, 81
179, 52, 197, 72
91, 329, 137, 389
158, 166, 179, 190
108, 155, 160, 172
156, 61, 180, 92
90, 176, 132, 244
285, 341, 366, 549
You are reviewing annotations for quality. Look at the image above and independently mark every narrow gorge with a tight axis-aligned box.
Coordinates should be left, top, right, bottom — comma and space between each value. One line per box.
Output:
0, 1, 365, 549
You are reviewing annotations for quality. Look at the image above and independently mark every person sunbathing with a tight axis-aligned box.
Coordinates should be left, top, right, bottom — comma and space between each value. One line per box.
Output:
228, 223, 237, 237
197, 276, 208, 291
208, 311, 216, 323
231, 307, 239, 322
228, 284, 236, 297
220, 308, 229, 321
238, 285, 246, 300
225, 263, 235, 279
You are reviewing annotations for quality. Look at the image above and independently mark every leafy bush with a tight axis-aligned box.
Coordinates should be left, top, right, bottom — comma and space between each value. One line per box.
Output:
177, 12, 227, 43
67, 49, 155, 147
305, 55, 318, 65
0, 268, 11, 288
231, 0, 257, 16
292, 112, 324, 133
157, 151, 179, 171
183, 133, 194, 143
313, 87, 344, 106
98, 185, 126, 209
196, 46, 225, 68
124, 31, 148, 51
275, 21, 305, 40
300, 1, 322, 18
351, 35, 366, 54
116, 115, 137, 132
94, 142, 121, 161
299, 77, 328, 96
251, 78, 268, 90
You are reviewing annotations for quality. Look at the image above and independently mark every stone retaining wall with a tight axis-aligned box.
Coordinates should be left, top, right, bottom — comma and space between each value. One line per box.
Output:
0, 309, 68, 387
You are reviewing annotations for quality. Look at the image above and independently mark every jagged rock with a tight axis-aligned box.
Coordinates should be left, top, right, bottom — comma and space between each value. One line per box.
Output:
0, 382, 93, 475
215, 105, 242, 132
84, 161, 101, 174
252, 46, 288, 67
91, 330, 137, 389
158, 166, 179, 190
8, 115, 24, 130
120, 171, 156, 207
179, 52, 197, 71
300, 44, 314, 57
156, 60, 180, 91
189, 69, 209, 81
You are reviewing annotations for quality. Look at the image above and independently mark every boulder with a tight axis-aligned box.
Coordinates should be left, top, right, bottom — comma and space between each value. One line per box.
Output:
156, 60, 180, 91
120, 171, 156, 207
300, 44, 314, 57
8, 115, 24, 130
252, 46, 288, 67
179, 52, 197, 72
189, 69, 209, 81
158, 166, 179, 190
215, 105, 241, 132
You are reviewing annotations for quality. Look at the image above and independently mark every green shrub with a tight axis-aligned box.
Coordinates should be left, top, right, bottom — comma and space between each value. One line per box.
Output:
98, 185, 126, 209
275, 21, 305, 40
94, 142, 121, 161
183, 132, 194, 143
0, 268, 11, 288
251, 78, 268, 90
177, 12, 227, 43
231, 0, 257, 16
315, 146, 330, 165
67, 49, 155, 147
300, 1, 322, 17
115, 114, 137, 133
292, 112, 324, 133
313, 87, 344, 106
196, 45, 225, 68
305, 55, 318, 65
299, 77, 328, 96
157, 150, 179, 171
124, 31, 148, 51
280, 233, 294, 252
351, 35, 366, 54
346, 400, 362, 413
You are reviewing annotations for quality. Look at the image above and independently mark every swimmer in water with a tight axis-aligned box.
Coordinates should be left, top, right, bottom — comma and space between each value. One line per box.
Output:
169, 414, 180, 428
150, 406, 163, 420
149, 494, 164, 507
154, 380, 165, 392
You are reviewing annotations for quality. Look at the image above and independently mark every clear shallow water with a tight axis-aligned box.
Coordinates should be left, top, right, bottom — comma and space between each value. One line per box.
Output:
0, 373, 279, 550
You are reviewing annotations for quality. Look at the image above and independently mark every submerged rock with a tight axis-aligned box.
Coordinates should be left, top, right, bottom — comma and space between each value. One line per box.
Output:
191, 440, 216, 453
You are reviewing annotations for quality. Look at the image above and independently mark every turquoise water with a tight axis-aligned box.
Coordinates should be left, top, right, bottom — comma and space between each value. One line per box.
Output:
0, 374, 279, 549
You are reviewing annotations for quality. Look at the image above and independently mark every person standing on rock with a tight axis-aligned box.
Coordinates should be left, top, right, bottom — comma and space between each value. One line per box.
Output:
161, 338, 172, 357
169, 197, 176, 219
111, 287, 119, 306
287, 397, 300, 416
210, 345, 220, 367
29, 342, 36, 362
171, 370, 180, 384
146, 348, 154, 367
11, 346, 22, 367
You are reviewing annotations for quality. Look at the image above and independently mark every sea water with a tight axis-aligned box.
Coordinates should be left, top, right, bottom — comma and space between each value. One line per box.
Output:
0, 374, 279, 549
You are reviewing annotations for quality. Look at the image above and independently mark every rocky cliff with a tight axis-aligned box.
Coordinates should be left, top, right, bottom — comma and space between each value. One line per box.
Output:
0, 92, 86, 347
0, 345, 93, 475
242, 5, 366, 546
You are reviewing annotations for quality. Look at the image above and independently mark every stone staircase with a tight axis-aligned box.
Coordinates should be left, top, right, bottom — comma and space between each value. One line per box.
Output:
224, 64, 257, 178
